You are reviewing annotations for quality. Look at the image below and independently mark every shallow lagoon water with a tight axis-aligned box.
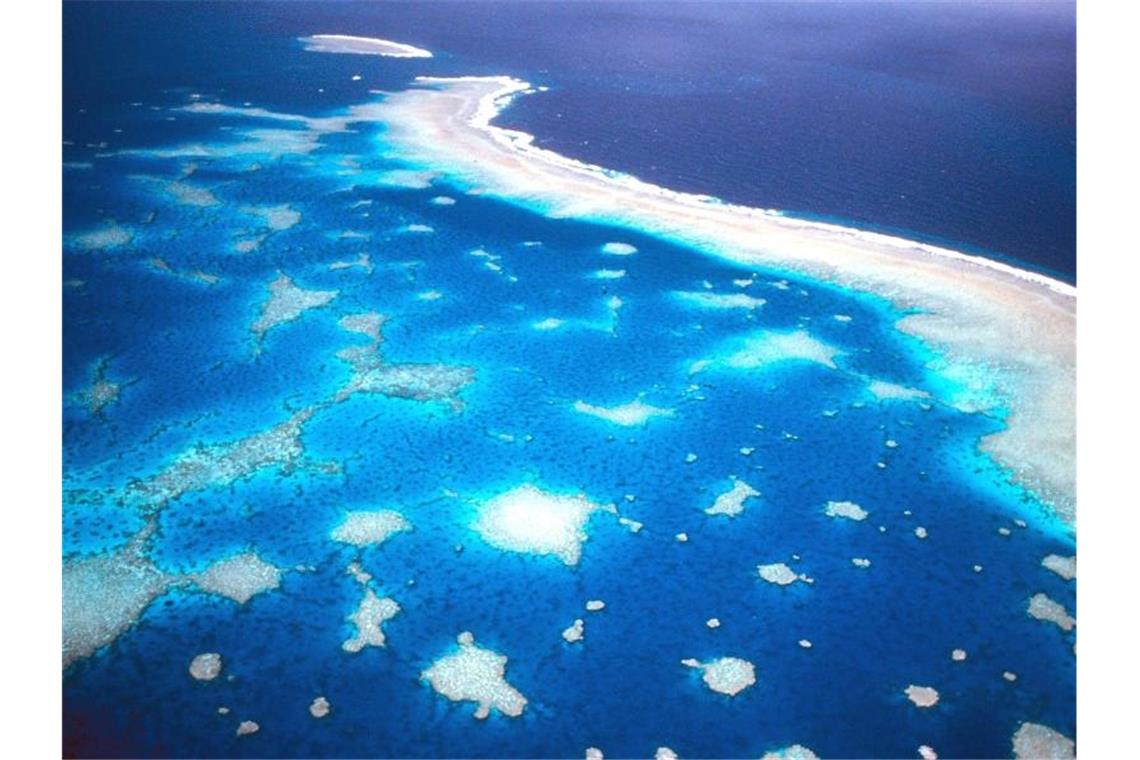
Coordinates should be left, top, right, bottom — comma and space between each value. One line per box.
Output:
63, 6, 1074, 759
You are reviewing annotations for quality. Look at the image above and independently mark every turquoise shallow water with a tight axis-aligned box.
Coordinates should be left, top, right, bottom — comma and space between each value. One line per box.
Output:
63, 8, 1075, 759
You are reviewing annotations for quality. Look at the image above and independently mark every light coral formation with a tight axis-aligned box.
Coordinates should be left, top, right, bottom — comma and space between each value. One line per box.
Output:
682, 657, 756, 697
757, 563, 805, 586
342, 589, 401, 652
707, 329, 841, 372
243, 203, 301, 231
63, 529, 174, 668
760, 746, 819, 760
329, 252, 373, 273
1027, 593, 1075, 631
73, 224, 133, 250
572, 398, 674, 426
674, 291, 766, 310
1041, 554, 1076, 581
309, 696, 331, 718
421, 632, 528, 719
130, 408, 315, 509
236, 720, 260, 736
189, 653, 222, 681
867, 380, 931, 402
472, 485, 616, 566
193, 553, 282, 604
601, 242, 637, 255
824, 500, 869, 521
705, 480, 760, 518
562, 619, 585, 643
330, 510, 411, 547
251, 273, 337, 340
333, 313, 475, 408
1011, 723, 1074, 759
905, 685, 940, 708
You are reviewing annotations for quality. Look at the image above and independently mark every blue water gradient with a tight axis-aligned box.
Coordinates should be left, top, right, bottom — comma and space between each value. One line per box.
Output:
63, 3, 1075, 758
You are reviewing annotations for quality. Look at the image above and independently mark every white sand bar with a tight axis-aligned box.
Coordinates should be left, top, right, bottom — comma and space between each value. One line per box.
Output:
367, 76, 1076, 523
300, 34, 432, 58
422, 632, 528, 719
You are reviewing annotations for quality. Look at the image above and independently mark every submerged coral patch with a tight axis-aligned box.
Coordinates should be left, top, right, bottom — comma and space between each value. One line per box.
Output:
572, 399, 674, 427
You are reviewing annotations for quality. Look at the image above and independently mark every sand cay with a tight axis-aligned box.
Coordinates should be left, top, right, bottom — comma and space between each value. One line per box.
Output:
366, 76, 1076, 526
299, 34, 432, 58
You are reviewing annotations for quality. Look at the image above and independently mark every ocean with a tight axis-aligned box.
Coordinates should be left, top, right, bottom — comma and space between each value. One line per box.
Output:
62, 2, 1076, 758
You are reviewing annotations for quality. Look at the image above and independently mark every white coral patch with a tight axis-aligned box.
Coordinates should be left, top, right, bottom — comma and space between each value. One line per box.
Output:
189, 653, 222, 681
705, 480, 760, 517
421, 632, 528, 719
683, 656, 756, 696
342, 588, 401, 652
757, 563, 803, 586
824, 500, 869, 521
472, 485, 615, 566
1011, 723, 1074, 759
193, 553, 281, 604
330, 510, 411, 547
905, 685, 940, 708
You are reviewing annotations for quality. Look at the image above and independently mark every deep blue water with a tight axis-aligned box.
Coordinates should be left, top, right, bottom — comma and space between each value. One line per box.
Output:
63, 3, 1075, 758
65, 1, 1076, 280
